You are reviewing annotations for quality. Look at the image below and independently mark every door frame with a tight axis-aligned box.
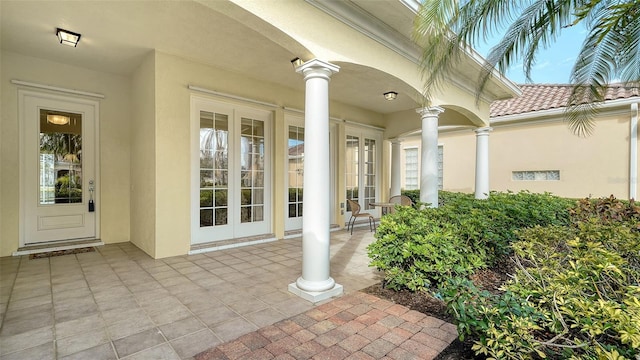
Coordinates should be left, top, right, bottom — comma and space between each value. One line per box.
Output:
19, 89, 101, 247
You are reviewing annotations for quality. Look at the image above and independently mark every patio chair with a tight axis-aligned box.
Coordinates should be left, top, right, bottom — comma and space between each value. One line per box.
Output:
387, 195, 414, 213
346, 199, 375, 235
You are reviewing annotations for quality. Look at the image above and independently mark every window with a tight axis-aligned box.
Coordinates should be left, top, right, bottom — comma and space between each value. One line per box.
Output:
512, 170, 560, 181
404, 148, 418, 190
403, 145, 443, 190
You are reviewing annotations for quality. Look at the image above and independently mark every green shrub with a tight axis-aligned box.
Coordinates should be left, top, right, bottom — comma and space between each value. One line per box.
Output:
443, 221, 640, 359
368, 191, 573, 291
368, 206, 484, 291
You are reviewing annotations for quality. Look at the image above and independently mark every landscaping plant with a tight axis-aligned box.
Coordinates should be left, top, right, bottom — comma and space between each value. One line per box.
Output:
441, 196, 640, 359
368, 193, 640, 359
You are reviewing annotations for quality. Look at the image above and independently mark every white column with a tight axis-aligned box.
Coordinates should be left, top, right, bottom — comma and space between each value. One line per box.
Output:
288, 59, 343, 303
417, 107, 444, 207
390, 139, 402, 197
474, 127, 492, 199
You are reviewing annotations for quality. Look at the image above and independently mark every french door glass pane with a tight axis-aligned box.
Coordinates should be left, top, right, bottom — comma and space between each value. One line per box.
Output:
288, 126, 304, 218
200, 111, 229, 227
39, 109, 82, 205
363, 138, 376, 210
345, 135, 359, 211
240, 117, 265, 223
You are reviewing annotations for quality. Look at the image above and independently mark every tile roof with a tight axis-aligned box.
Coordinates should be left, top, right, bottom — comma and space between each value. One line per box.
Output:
490, 84, 640, 118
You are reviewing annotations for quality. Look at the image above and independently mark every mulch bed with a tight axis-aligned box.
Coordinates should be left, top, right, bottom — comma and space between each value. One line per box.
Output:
29, 246, 95, 259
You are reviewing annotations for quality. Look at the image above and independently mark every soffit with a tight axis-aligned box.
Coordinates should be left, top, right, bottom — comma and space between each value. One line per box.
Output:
0, 0, 303, 88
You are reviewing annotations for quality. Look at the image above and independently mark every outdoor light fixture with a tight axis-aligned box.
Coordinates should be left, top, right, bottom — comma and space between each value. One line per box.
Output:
384, 91, 398, 101
47, 114, 70, 125
56, 28, 81, 47
290, 57, 304, 69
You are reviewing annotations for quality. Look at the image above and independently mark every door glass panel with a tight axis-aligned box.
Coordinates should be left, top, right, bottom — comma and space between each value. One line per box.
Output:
200, 111, 229, 227
39, 109, 82, 205
288, 126, 304, 218
363, 138, 376, 210
345, 135, 359, 211
240, 117, 265, 223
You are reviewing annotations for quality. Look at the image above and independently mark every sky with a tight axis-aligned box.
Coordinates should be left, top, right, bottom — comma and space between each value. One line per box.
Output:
475, 24, 587, 85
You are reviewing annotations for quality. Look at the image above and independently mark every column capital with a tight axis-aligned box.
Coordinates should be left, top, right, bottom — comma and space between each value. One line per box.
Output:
416, 106, 445, 119
474, 127, 493, 136
389, 138, 402, 145
295, 59, 340, 81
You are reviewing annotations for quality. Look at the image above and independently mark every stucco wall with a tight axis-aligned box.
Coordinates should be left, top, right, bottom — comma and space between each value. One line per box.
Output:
0, 51, 131, 257
150, 52, 384, 258
488, 115, 630, 199
433, 112, 634, 199
130, 52, 157, 257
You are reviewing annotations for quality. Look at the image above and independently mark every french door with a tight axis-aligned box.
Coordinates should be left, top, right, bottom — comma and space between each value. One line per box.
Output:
21, 90, 99, 245
191, 97, 271, 244
345, 127, 382, 222
284, 114, 337, 231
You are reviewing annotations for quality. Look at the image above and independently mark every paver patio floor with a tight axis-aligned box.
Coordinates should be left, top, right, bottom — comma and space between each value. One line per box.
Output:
0, 229, 456, 359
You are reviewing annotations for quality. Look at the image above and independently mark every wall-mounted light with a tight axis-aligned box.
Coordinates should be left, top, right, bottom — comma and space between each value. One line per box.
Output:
47, 114, 70, 125
290, 57, 304, 69
56, 28, 81, 47
383, 91, 398, 101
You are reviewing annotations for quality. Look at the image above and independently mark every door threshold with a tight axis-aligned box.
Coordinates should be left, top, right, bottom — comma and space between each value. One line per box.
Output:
189, 234, 277, 255
13, 239, 104, 256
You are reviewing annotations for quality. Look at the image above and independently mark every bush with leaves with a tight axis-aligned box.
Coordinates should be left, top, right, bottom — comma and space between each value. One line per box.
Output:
570, 195, 640, 230
442, 208, 640, 359
368, 191, 573, 291
368, 205, 484, 291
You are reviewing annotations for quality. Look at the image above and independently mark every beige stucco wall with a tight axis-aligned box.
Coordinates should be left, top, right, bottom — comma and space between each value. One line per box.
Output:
130, 52, 157, 257
429, 111, 635, 199
0, 51, 131, 257
149, 52, 386, 258
487, 115, 630, 199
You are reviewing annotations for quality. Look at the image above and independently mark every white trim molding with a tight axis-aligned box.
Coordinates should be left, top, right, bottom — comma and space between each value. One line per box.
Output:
11, 79, 105, 98
631, 102, 639, 200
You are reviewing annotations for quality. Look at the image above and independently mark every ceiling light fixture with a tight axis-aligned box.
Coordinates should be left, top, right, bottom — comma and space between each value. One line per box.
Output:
56, 28, 81, 47
384, 91, 398, 101
290, 57, 304, 69
47, 114, 70, 125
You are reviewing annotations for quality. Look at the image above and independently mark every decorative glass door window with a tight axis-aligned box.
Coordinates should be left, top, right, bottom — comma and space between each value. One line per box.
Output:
39, 110, 83, 204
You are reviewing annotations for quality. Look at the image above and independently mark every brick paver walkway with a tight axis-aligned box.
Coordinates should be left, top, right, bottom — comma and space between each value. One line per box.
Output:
195, 291, 458, 360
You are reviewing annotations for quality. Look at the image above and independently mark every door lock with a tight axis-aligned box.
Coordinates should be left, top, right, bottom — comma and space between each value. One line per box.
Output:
88, 180, 95, 212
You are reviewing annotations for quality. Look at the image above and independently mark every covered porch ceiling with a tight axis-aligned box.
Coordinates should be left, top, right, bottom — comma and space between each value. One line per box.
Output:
1, 0, 428, 115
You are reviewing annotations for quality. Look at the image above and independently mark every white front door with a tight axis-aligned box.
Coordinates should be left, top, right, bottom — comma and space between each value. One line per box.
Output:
21, 90, 99, 245
191, 96, 271, 244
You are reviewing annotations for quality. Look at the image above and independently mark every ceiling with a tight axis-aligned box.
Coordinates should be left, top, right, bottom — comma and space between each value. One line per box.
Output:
1, 0, 424, 114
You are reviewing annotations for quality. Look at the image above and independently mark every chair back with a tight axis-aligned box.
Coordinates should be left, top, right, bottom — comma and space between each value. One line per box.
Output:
346, 199, 361, 215
388, 195, 414, 213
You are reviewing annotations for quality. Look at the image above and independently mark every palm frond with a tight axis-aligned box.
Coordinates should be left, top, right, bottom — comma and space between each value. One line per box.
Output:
567, 2, 632, 136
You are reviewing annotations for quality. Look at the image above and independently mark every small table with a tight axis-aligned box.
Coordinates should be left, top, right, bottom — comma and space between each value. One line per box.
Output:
369, 202, 395, 216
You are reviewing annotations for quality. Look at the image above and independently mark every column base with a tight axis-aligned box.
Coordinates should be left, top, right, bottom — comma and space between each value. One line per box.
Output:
288, 282, 344, 303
